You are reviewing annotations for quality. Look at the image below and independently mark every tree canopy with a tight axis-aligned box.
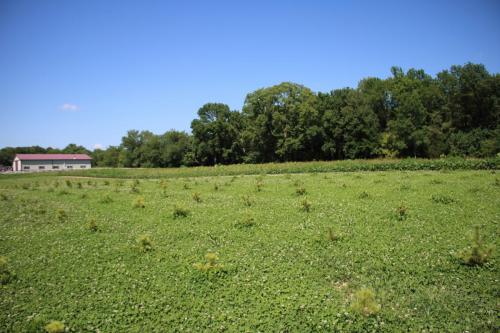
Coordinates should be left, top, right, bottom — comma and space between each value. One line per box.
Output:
1, 63, 498, 168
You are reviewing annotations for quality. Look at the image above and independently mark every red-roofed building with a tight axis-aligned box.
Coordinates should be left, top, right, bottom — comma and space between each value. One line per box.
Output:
12, 154, 92, 172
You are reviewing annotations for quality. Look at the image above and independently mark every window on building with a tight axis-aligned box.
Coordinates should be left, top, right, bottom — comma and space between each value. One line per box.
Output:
66, 165, 73, 169
52, 165, 59, 169
80, 165, 87, 168
23, 166, 30, 170
38, 166, 45, 170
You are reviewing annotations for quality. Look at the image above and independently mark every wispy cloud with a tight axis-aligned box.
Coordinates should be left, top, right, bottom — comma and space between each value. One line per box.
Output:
93, 143, 103, 150
59, 103, 80, 112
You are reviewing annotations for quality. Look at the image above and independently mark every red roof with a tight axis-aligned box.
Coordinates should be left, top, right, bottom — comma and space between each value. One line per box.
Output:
15, 154, 92, 160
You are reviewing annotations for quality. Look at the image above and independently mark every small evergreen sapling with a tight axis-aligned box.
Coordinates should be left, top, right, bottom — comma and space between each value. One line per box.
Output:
192, 192, 202, 203
173, 205, 189, 218
300, 198, 311, 212
193, 252, 224, 273
458, 225, 494, 266
44, 321, 65, 333
137, 235, 154, 252
350, 287, 381, 316
0, 256, 15, 285
133, 196, 145, 208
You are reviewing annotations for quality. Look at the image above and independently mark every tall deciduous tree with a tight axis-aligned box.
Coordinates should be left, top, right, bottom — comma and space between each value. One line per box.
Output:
242, 82, 321, 162
191, 103, 243, 165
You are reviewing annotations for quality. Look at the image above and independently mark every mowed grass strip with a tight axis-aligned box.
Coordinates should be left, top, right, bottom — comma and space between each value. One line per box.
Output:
0, 170, 498, 332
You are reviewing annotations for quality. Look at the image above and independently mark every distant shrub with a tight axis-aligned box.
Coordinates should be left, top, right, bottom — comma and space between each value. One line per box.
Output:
100, 194, 113, 204
137, 234, 154, 252
192, 192, 202, 203
57, 190, 69, 196
193, 252, 224, 273
213, 183, 219, 191
183, 183, 190, 190
173, 205, 189, 218
358, 191, 369, 199
300, 198, 311, 212
44, 320, 65, 333
65, 180, 72, 188
431, 194, 456, 204
133, 196, 145, 208
56, 209, 67, 222
87, 219, 99, 232
350, 287, 381, 316
0, 256, 15, 285
396, 203, 407, 220
295, 187, 307, 196
76, 182, 82, 189
241, 195, 254, 207
87, 180, 92, 186
22, 183, 30, 190
104, 180, 110, 186
457, 226, 494, 266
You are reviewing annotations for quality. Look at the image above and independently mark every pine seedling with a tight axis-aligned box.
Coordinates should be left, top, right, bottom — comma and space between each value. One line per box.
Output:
458, 225, 494, 266
350, 287, 381, 316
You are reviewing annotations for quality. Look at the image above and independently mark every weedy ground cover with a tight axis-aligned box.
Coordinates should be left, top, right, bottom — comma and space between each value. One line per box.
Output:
0, 169, 498, 332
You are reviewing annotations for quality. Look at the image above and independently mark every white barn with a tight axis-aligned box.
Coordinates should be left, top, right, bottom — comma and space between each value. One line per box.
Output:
12, 154, 92, 172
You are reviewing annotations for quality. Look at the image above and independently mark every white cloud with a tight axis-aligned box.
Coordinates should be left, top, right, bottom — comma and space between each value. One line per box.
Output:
60, 103, 80, 112
93, 143, 103, 150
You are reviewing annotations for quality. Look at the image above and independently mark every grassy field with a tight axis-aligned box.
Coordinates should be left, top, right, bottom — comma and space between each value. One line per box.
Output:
0, 168, 498, 332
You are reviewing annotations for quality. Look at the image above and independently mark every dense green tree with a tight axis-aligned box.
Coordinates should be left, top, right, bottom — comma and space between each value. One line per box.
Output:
158, 130, 192, 167
62, 143, 90, 155
191, 103, 244, 165
319, 89, 380, 159
242, 82, 321, 162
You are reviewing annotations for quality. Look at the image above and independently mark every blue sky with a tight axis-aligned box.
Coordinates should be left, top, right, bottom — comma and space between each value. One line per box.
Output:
1, 0, 499, 150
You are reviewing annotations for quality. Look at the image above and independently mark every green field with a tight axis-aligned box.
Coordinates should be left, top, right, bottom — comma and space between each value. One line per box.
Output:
0, 168, 498, 332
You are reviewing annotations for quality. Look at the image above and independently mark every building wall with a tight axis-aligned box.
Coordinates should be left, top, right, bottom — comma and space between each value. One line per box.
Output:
15, 159, 91, 172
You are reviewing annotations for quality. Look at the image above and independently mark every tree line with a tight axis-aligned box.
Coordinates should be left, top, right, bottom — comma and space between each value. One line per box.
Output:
1, 63, 499, 168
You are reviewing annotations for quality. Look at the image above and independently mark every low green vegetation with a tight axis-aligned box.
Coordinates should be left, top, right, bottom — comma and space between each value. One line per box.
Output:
0, 168, 498, 332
